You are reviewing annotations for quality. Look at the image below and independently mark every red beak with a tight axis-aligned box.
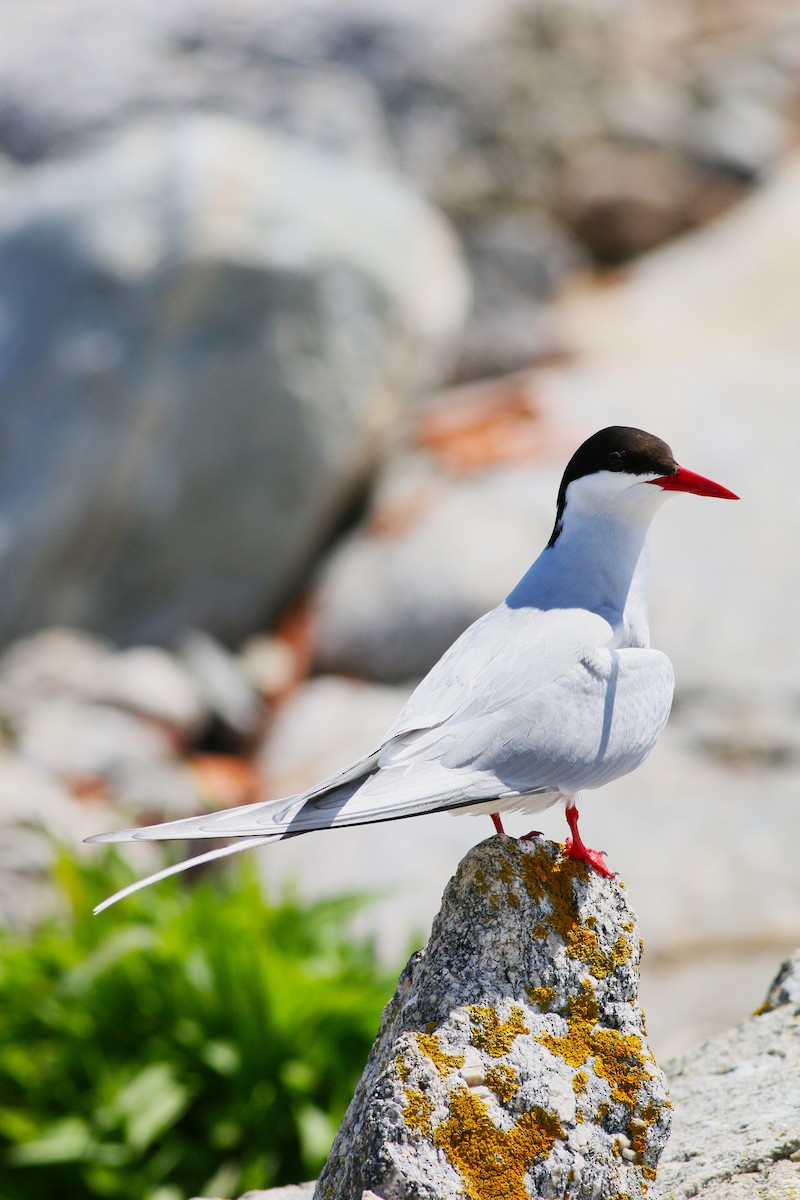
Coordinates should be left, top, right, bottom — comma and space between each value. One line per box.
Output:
648, 466, 739, 500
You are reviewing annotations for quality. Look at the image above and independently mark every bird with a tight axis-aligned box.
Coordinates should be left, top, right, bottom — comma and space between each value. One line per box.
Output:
87, 426, 738, 913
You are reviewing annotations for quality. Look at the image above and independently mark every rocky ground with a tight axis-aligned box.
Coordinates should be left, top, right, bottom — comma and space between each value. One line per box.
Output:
659, 949, 800, 1199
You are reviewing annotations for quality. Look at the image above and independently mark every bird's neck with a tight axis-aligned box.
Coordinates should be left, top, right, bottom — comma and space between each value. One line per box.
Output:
507, 509, 654, 646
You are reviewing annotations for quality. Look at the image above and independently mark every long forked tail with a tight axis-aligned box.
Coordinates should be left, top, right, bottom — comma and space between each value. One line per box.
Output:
87, 768, 381, 913
93, 835, 274, 915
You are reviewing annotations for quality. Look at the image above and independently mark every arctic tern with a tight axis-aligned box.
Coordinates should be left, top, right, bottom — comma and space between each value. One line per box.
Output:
88, 426, 738, 912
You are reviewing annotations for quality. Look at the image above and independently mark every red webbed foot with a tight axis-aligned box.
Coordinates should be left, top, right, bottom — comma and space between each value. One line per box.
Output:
564, 836, 615, 877
519, 830, 542, 841
564, 804, 615, 878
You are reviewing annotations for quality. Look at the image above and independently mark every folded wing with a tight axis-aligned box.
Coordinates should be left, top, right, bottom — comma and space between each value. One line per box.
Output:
88, 605, 613, 845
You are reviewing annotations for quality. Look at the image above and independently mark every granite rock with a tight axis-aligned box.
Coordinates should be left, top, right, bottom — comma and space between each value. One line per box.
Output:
0, 114, 467, 649
315, 836, 670, 1200
658, 955, 800, 1199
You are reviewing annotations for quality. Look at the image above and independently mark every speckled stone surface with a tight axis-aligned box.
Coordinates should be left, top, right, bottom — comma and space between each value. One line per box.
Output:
659, 953, 800, 1200
314, 835, 670, 1200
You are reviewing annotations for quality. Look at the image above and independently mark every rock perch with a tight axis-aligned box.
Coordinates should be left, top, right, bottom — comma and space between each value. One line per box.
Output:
314, 835, 671, 1200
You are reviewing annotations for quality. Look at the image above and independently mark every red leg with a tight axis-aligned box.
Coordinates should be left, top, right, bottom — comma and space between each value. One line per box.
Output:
564, 804, 614, 877
491, 813, 505, 836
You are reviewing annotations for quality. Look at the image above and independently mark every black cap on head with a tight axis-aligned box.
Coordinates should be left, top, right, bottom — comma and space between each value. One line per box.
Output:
548, 426, 678, 546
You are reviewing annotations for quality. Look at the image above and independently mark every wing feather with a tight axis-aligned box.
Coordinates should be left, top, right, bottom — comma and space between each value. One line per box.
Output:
88, 608, 675, 910
88, 604, 612, 846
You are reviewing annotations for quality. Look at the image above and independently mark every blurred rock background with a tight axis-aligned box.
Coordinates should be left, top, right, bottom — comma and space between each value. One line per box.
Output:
1, 0, 800, 1065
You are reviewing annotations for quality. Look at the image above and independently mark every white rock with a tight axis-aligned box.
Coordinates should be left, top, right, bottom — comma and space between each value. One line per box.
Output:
0, 628, 113, 715
179, 631, 263, 738
259, 676, 413, 797
238, 635, 298, 698
112, 759, 202, 821
0, 750, 98, 927
0, 750, 76, 838
93, 646, 207, 735
15, 699, 173, 779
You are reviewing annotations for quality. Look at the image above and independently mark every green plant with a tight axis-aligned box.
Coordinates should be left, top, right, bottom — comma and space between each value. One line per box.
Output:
0, 847, 400, 1200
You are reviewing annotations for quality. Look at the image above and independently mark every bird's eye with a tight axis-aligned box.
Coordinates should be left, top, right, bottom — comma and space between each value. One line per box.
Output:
607, 451, 625, 472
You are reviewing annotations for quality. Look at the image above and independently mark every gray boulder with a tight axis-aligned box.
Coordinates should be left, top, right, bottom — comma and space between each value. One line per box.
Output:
659, 953, 800, 1199
0, 115, 467, 648
315, 835, 670, 1200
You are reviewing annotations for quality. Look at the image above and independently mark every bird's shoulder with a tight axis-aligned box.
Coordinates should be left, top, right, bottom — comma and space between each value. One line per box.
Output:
384, 603, 614, 739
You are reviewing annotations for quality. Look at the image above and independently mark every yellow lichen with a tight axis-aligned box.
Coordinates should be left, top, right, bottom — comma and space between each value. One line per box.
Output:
414, 1032, 465, 1077
403, 1088, 433, 1137
536, 981, 655, 1109
526, 985, 556, 1011
497, 859, 515, 886
572, 1070, 588, 1094
396, 1056, 410, 1082
431, 1086, 564, 1200
628, 1107, 659, 1161
566, 927, 632, 979
468, 1005, 528, 1057
484, 1063, 519, 1104
531, 924, 548, 941
518, 849, 587, 942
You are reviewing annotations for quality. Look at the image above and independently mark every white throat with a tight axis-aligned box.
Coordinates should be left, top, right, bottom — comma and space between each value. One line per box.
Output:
506, 474, 670, 647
